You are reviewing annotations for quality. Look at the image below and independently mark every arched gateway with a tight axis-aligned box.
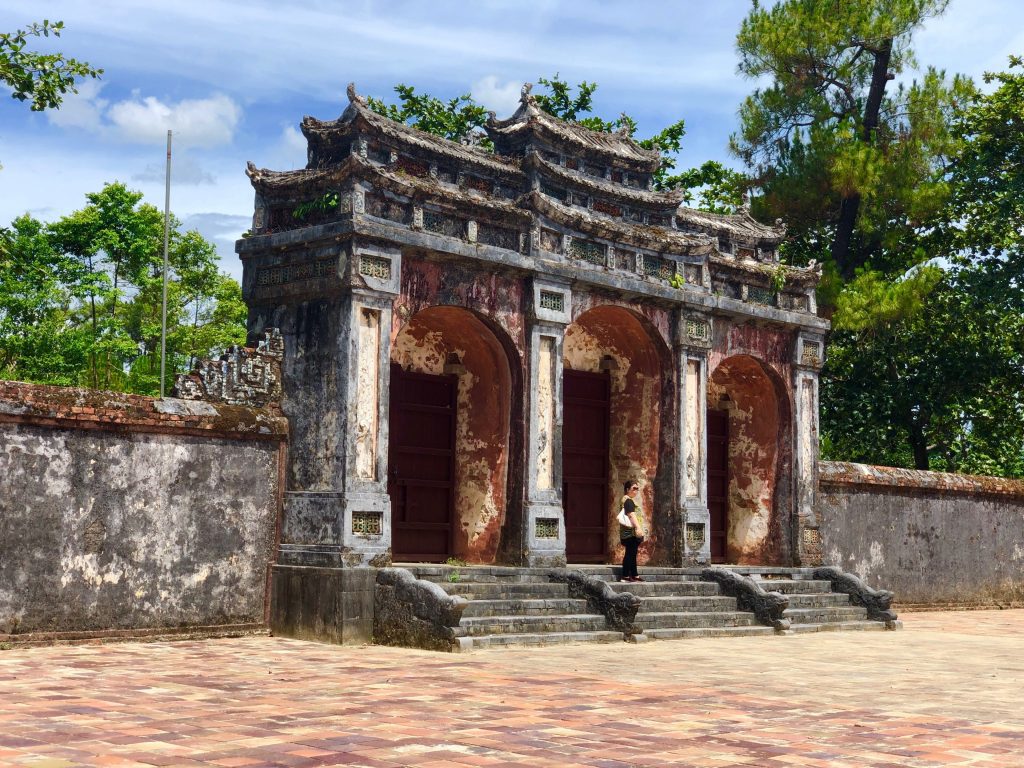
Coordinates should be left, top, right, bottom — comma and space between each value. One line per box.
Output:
240, 84, 827, 588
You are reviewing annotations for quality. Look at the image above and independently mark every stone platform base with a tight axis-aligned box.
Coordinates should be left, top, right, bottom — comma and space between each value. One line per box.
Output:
270, 565, 375, 645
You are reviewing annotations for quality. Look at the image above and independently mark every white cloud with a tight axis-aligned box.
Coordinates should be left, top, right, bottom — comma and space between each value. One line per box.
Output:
472, 76, 522, 116
107, 93, 241, 148
45, 80, 109, 132
46, 84, 241, 148
280, 125, 308, 164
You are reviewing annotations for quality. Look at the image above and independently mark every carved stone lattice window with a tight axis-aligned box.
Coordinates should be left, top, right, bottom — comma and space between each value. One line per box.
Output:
592, 199, 622, 217
540, 229, 562, 253
569, 238, 607, 267
463, 175, 492, 194
396, 156, 429, 178
686, 320, 710, 343
352, 511, 383, 536
640, 254, 673, 280
539, 291, 565, 313
686, 523, 705, 550
535, 518, 559, 539
802, 342, 822, 366
359, 255, 392, 280
423, 210, 464, 238
624, 208, 644, 223
257, 259, 334, 286
477, 224, 521, 252
365, 193, 411, 224
747, 286, 776, 306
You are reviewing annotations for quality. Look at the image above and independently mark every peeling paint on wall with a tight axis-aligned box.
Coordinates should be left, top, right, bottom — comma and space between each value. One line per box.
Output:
391, 306, 513, 563
354, 308, 381, 479
709, 355, 785, 564
685, 359, 701, 498
564, 304, 670, 564
536, 336, 556, 490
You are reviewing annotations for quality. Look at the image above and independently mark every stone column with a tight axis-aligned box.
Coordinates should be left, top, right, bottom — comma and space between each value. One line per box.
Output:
792, 333, 825, 565
676, 312, 712, 564
270, 239, 401, 645
522, 277, 572, 566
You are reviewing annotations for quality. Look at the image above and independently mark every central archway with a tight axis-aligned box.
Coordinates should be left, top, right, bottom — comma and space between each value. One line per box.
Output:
563, 305, 673, 564
390, 306, 515, 563
707, 354, 791, 564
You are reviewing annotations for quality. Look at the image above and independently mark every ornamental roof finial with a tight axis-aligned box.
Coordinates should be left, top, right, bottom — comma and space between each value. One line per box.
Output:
521, 82, 533, 101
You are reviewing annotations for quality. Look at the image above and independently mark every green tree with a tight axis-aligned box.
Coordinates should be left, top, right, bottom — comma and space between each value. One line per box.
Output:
1, 183, 246, 395
367, 75, 701, 195
821, 57, 1024, 474
732, 0, 973, 280
1, 20, 101, 111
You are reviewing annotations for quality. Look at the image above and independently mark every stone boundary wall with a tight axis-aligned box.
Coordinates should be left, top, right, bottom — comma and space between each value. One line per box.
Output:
818, 461, 1024, 609
0, 380, 288, 643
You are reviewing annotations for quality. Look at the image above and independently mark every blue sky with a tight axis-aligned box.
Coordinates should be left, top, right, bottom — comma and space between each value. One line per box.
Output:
2, 1, 1022, 280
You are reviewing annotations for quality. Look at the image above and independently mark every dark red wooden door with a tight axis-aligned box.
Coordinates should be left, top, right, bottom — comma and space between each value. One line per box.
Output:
707, 408, 729, 563
388, 364, 457, 562
562, 369, 611, 563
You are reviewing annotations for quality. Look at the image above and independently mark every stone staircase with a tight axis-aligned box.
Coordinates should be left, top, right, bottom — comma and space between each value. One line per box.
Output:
392, 563, 898, 650
402, 565, 624, 649
575, 566, 774, 640
739, 567, 894, 633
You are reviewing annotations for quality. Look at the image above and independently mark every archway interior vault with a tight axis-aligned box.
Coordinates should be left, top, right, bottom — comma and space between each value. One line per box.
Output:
707, 354, 785, 565
390, 306, 512, 563
563, 305, 668, 564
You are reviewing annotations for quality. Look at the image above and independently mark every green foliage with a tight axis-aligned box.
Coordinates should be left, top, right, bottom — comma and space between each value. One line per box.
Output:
366, 74, 732, 203
293, 191, 340, 221
668, 273, 686, 290
732, 0, 973, 281
0, 183, 246, 395
0, 20, 102, 112
832, 265, 941, 332
366, 84, 490, 144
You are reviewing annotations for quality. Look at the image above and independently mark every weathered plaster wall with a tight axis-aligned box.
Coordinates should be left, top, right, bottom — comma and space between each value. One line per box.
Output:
391, 306, 514, 563
819, 462, 1024, 608
0, 382, 286, 639
564, 302, 674, 564
707, 320, 796, 565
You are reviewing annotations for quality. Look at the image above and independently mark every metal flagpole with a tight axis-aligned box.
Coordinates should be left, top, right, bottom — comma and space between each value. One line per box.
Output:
159, 130, 172, 398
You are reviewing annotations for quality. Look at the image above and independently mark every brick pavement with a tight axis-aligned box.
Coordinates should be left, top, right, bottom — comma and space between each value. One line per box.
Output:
1, 610, 1022, 767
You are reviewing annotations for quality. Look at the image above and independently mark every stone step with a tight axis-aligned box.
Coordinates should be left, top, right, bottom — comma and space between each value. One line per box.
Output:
459, 630, 625, 650
788, 620, 893, 634
405, 565, 554, 584
785, 593, 855, 609
574, 566, 703, 582
636, 595, 739, 613
461, 598, 588, 618
605, 580, 721, 597
455, 614, 609, 637
643, 625, 775, 640
783, 606, 868, 624
634, 611, 760, 630
746, 579, 833, 594
436, 582, 569, 599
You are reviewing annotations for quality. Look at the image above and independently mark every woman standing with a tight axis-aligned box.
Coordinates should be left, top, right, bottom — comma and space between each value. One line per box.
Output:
619, 479, 647, 582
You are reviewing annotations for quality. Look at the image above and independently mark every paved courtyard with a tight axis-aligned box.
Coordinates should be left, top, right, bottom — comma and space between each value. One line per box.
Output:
1, 610, 1023, 767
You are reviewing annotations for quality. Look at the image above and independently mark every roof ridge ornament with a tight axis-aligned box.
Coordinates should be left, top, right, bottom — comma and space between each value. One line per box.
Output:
346, 82, 365, 105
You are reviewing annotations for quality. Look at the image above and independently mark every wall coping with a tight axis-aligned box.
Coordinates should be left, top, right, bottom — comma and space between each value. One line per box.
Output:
820, 461, 1024, 500
0, 380, 288, 441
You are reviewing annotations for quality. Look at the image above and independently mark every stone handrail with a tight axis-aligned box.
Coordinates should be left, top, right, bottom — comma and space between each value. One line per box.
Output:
373, 568, 469, 652
701, 566, 791, 631
549, 569, 642, 638
814, 566, 899, 625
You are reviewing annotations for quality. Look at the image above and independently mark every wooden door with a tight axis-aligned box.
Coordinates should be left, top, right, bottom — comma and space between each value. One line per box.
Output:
707, 408, 729, 563
562, 369, 611, 562
388, 364, 457, 562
